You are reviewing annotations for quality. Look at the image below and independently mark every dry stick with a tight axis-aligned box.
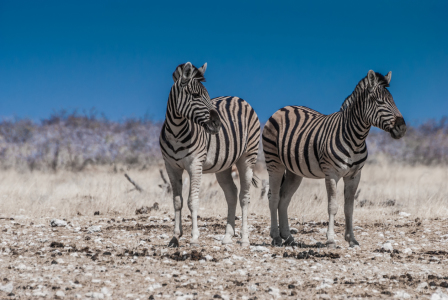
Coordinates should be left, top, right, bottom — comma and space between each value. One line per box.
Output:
124, 173, 144, 192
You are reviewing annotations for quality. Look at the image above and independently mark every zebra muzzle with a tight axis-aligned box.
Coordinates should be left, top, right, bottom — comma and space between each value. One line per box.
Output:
390, 116, 406, 139
204, 109, 221, 135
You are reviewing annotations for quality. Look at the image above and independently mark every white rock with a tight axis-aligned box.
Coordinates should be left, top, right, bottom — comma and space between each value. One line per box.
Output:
85, 292, 104, 299
213, 235, 224, 241
268, 287, 280, 297
250, 246, 269, 252
56, 290, 65, 298
87, 226, 101, 233
248, 285, 258, 292
394, 291, 411, 298
205, 255, 214, 261
147, 283, 162, 292
290, 228, 298, 234
158, 233, 169, 239
50, 219, 67, 227
101, 287, 112, 296
354, 226, 363, 231
17, 263, 27, 270
33, 291, 47, 297
399, 212, 411, 217
0, 282, 13, 293
431, 290, 448, 300
417, 282, 428, 290
402, 248, 412, 255
382, 242, 393, 251
56, 258, 65, 264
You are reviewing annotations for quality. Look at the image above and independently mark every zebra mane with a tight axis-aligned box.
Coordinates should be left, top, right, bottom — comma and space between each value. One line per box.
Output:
172, 63, 206, 82
340, 72, 390, 111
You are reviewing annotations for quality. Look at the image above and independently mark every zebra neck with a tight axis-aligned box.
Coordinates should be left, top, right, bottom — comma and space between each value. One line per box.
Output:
164, 90, 190, 138
340, 92, 371, 149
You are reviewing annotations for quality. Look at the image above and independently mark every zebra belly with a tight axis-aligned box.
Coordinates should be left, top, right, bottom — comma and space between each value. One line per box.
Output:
202, 132, 242, 173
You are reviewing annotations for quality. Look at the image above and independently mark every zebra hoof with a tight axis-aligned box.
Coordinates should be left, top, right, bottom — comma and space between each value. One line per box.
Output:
349, 240, 360, 247
326, 241, 337, 249
271, 237, 283, 247
221, 235, 233, 245
240, 239, 250, 248
168, 237, 179, 248
282, 235, 295, 246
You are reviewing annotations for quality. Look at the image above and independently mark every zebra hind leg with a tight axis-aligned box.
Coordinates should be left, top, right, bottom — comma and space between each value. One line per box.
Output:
343, 173, 361, 247
268, 167, 286, 247
278, 170, 303, 246
215, 168, 238, 245
236, 158, 255, 247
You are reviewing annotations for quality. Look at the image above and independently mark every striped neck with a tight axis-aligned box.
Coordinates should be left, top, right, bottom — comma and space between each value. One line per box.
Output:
164, 85, 189, 137
340, 79, 372, 149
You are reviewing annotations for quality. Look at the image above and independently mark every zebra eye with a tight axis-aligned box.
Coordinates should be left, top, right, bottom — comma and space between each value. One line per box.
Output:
192, 93, 200, 98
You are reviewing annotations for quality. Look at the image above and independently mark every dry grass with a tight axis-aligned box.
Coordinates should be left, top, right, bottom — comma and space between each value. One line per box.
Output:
1, 162, 447, 223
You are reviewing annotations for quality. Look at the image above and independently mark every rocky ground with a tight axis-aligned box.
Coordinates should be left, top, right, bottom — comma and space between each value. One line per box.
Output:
1, 212, 448, 299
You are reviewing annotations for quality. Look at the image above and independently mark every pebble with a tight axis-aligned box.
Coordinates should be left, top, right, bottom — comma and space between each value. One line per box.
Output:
50, 219, 67, 227
394, 291, 411, 298
0, 282, 13, 293
399, 212, 411, 217
382, 242, 394, 251
250, 246, 269, 252
290, 228, 298, 234
87, 226, 101, 233
55, 290, 65, 298
85, 292, 104, 299
431, 290, 448, 300
402, 248, 412, 254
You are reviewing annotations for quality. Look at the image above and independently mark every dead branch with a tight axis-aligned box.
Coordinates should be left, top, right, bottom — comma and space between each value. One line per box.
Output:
124, 173, 144, 192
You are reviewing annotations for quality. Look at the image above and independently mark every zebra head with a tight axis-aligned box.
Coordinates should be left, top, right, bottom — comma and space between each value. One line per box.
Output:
366, 70, 406, 139
171, 62, 221, 135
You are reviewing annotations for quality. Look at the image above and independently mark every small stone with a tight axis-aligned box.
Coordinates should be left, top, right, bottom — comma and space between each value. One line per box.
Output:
55, 290, 65, 298
87, 226, 101, 233
394, 291, 411, 298
402, 248, 412, 255
158, 233, 169, 239
0, 282, 13, 293
250, 246, 269, 252
101, 287, 112, 296
290, 228, 298, 234
382, 242, 393, 251
399, 212, 411, 217
431, 290, 448, 300
50, 219, 67, 227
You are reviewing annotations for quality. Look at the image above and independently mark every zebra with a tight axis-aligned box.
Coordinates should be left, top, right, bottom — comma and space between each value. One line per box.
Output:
160, 62, 260, 247
262, 70, 406, 248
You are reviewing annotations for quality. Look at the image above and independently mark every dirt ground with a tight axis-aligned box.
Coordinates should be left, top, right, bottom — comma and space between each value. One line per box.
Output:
1, 211, 448, 299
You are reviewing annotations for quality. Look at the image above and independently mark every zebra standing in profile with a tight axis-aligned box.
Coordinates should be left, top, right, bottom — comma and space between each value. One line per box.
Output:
262, 70, 406, 248
160, 62, 260, 247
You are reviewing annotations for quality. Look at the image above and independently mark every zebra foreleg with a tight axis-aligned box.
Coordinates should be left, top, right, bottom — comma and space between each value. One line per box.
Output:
278, 170, 303, 245
186, 162, 203, 247
268, 168, 286, 247
215, 169, 238, 245
165, 163, 184, 247
343, 173, 361, 247
325, 174, 340, 249
236, 159, 254, 247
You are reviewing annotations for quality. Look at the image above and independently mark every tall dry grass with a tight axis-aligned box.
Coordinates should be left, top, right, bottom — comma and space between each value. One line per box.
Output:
1, 161, 447, 224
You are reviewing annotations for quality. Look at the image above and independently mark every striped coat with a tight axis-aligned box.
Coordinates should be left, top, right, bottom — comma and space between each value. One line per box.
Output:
160, 62, 260, 247
262, 70, 406, 248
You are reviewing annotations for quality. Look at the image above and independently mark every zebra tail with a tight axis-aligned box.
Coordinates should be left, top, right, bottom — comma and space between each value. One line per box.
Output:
251, 175, 260, 188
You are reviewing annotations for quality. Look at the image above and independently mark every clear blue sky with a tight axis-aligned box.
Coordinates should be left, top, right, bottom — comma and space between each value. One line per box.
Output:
1, 0, 447, 124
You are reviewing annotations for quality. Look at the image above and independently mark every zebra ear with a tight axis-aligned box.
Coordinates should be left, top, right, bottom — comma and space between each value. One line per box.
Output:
198, 63, 207, 75
384, 71, 392, 84
182, 62, 194, 81
367, 70, 377, 90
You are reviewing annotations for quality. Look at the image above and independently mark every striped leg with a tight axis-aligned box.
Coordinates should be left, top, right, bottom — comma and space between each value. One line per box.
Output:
165, 162, 184, 247
325, 174, 340, 248
343, 173, 361, 247
278, 170, 303, 245
186, 161, 203, 247
215, 168, 238, 245
236, 158, 253, 247
268, 167, 286, 247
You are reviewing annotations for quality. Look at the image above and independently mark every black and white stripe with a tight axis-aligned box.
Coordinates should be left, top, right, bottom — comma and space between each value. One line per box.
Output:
262, 70, 406, 248
160, 62, 260, 247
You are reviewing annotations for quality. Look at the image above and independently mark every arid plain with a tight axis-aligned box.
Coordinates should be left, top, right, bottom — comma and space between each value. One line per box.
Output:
1, 162, 448, 299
